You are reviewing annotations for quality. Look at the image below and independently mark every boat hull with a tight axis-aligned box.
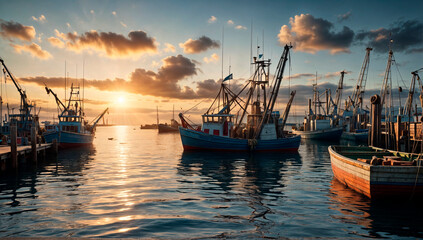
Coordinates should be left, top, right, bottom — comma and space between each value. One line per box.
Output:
179, 127, 301, 152
341, 131, 368, 142
292, 126, 343, 140
43, 131, 94, 148
158, 124, 178, 133
329, 146, 423, 199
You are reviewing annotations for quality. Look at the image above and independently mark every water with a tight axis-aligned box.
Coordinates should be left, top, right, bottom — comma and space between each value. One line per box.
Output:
1, 126, 422, 238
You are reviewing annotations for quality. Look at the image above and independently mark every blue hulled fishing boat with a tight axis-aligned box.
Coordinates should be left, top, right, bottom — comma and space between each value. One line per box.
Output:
179, 45, 301, 152
43, 84, 108, 148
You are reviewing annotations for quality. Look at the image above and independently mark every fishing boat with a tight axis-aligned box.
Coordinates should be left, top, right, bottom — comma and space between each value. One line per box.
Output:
330, 63, 423, 199
341, 48, 373, 142
43, 84, 108, 148
0, 58, 41, 145
292, 72, 344, 140
179, 45, 301, 152
329, 145, 423, 199
158, 105, 180, 133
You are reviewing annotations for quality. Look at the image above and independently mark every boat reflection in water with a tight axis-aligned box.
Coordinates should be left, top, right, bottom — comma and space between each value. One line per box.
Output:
178, 150, 302, 237
329, 179, 423, 238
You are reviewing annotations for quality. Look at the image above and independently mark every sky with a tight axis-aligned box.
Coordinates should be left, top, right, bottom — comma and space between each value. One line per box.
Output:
0, 0, 422, 125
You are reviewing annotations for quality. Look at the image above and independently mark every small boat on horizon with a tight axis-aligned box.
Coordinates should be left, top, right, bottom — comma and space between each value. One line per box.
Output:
178, 45, 301, 152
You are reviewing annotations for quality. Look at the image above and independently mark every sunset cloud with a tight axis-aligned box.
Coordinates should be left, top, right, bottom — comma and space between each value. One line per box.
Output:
235, 25, 247, 30
278, 14, 354, 54
51, 29, 157, 58
203, 53, 219, 63
32, 15, 47, 23
48, 37, 65, 48
179, 36, 220, 54
208, 16, 217, 23
0, 20, 36, 42
164, 43, 176, 52
356, 20, 423, 53
227, 20, 234, 25
337, 11, 351, 22
11, 42, 52, 59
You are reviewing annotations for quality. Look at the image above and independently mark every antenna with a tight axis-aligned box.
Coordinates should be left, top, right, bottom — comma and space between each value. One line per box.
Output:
250, 19, 253, 75
221, 26, 224, 82
65, 61, 67, 105
83, 58, 85, 115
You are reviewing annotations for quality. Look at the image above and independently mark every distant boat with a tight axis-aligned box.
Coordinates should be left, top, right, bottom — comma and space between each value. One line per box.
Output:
329, 145, 423, 199
43, 84, 108, 148
158, 105, 180, 133
292, 72, 344, 141
140, 124, 157, 129
179, 45, 301, 152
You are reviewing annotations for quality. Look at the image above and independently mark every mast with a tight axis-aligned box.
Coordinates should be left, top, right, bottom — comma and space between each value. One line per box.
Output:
332, 71, 346, 116
346, 47, 372, 112
253, 44, 292, 139
156, 106, 159, 126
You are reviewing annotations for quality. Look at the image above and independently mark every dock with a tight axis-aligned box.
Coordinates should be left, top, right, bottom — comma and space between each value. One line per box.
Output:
0, 143, 52, 160
0, 141, 57, 173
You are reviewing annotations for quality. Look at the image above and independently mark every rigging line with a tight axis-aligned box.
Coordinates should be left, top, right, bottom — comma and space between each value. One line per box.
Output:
182, 98, 207, 115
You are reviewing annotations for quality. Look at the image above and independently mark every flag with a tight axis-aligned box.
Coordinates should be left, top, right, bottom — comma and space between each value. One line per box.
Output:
258, 54, 263, 59
223, 73, 233, 82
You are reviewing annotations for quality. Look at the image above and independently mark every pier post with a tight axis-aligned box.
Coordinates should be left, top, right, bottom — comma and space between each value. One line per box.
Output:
52, 139, 58, 155
369, 95, 381, 147
10, 125, 17, 170
396, 115, 401, 151
31, 126, 37, 164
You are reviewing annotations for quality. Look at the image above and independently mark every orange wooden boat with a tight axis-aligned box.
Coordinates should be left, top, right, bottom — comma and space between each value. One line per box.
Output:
329, 145, 423, 199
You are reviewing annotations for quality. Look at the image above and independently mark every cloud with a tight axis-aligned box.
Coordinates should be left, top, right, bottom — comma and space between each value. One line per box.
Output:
19, 55, 202, 99
112, 11, 117, 16
32, 15, 46, 23
66, 22, 71, 28
48, 37, 65, 48
337, 11, 351, 22
179, 36, 220, 54
406, 48, 423, 54
84, 99, 110, 105
0, 19, 36, 41
90, 10, 95, 14
235, 25, 247, 30
203, 53, 219, 63
227, 20, 234, 25
356, 20, 423, 53
278, 14, 354, 54
208, 16, 217, 23
120, 21, 127, 28
164, 43, 176, 53
11, 42, 52, 59
51, 29, 157, 58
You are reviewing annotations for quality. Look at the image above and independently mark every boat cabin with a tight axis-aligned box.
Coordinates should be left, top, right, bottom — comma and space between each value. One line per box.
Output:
201, 114, 234, 137
58, 115, 83, 133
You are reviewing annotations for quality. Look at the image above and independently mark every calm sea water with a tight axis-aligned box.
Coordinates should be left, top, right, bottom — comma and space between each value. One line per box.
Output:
1, 126, 422, 238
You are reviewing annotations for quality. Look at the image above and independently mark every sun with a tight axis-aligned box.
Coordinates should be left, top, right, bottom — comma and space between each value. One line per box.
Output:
117, 96, 125, 104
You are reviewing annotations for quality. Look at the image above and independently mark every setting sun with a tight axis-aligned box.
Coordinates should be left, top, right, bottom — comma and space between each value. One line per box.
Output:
117, 96, 125, 104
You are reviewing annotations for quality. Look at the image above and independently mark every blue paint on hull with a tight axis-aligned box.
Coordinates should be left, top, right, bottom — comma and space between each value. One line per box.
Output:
341, 131, 368, 142
43, 131, 94, 147
179, 127, 301, 152
293, 127, 343, 140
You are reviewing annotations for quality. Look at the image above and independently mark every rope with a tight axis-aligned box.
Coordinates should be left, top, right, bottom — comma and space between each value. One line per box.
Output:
182, 98, 207, 115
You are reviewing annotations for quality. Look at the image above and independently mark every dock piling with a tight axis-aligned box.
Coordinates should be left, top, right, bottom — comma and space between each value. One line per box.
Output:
31, 126, 37, 163
10, 125, 17, 170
